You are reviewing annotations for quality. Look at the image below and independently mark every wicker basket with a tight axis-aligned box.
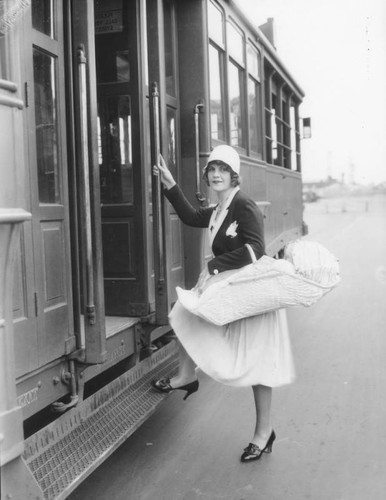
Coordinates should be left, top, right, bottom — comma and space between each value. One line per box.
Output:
177, 241, 340, 326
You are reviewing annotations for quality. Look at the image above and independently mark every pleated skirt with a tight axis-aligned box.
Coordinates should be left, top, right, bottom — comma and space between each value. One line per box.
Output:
169, 301, 295, 388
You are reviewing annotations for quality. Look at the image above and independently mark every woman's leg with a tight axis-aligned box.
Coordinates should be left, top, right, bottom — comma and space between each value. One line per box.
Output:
251, 384, 273, 448
169, 341, 197, 387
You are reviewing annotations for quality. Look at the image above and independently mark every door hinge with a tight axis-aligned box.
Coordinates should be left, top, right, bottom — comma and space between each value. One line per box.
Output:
24, 82, 30, 108
34, 291, 39, 316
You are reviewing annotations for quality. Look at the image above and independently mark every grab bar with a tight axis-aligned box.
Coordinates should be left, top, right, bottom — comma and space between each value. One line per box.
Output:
193, 102, 205, 205
151, 82, 165, 286
78, 45, 96, 325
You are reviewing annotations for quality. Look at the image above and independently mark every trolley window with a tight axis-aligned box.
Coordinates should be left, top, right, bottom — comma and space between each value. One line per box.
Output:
228, 60, 245, 148
98, 94, 133, 205
227, 21, 243, 64
290, 102, 301, 171
163, 0, 176, 98
281, 92, 291, 168
227, 21, 245, 149
247, 44, 262, 156
209, 43, 226, 142
33, 48, 61, 204
208, 1, 224, 47
32, 0, 56, 39
208, 2, 226, 142
265, 69, 301, 170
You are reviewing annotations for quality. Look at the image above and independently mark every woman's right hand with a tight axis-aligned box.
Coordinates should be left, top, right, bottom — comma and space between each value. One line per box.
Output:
153, 154, 176, 190
194, 268, 211, 295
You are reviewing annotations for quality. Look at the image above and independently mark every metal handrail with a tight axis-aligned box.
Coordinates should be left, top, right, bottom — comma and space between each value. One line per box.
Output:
193, 102, 205, 205
78, 45, 96, 325
151, 82, 165, 285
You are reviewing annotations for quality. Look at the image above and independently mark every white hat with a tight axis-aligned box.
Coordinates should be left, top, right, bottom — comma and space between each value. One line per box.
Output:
206, 145, 240, 175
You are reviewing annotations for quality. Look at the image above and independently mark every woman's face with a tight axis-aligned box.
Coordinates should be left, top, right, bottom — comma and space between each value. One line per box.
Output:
206, 162, 232, 194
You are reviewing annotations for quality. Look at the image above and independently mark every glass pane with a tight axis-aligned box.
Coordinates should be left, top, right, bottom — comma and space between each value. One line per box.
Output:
164, 0, 176, 97
248, 78, 259, 154
145, 98, 152, 205
271, 109, 278, 161
229, 61, 244, 148
166, 107, 177, 180
116, 51, 130, 81
32, 0, 55, 38
98, 95, 133, 204
247, 45, 259, 80
96, 48, 130, 83
228, 23, 243, 64
95, 0, 129, 83
33, 49, 60, 204
208, 1, 224, 46
282, 97, 289, 125
95, 0, 123, 34
143, 0, 149, 87
290, 106, 297, 170
209, 44, 225, 141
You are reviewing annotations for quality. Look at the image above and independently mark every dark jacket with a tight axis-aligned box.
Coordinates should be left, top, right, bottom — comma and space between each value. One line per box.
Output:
164, 184, 265, 275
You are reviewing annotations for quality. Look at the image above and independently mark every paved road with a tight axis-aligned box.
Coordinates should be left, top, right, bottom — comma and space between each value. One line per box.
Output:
70, 194, 386, 500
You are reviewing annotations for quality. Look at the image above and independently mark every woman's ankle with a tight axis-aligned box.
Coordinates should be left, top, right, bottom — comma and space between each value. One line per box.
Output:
251, 427, 273, 447
170, 375, 197, 387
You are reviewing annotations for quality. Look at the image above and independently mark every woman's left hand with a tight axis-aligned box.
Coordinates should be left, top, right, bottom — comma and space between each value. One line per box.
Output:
153, 154, 176, 190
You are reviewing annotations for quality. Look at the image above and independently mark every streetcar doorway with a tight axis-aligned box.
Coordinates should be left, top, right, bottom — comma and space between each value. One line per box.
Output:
95, 0, 150, 318
91, 0, 185, 326
13, 0, 186, 383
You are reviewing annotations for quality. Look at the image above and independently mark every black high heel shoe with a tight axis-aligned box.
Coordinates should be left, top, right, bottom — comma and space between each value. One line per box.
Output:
151, 378, 199, 400
240, 430, 276, 462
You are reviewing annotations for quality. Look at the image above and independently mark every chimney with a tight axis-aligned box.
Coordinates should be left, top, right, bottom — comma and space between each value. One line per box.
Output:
259, 17, 276, 49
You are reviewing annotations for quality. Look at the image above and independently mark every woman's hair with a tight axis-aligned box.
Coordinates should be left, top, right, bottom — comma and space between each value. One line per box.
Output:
203, 161, 241, 187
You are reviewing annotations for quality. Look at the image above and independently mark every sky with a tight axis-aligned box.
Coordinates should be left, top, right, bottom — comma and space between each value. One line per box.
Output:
240, 0, 386, 184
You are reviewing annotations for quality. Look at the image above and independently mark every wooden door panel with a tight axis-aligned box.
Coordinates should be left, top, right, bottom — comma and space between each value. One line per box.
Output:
13, 232, 30, 322
170, 214, 184, 302
13, 226, 39, 377
39, 301, 69, 365
164, 104, 184, 302
12, 0, 74, 374
102, 220, 136, 278
40, 220, 67, 308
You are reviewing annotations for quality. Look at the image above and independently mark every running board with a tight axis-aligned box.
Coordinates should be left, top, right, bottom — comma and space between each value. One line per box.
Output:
23, 341, 178, 500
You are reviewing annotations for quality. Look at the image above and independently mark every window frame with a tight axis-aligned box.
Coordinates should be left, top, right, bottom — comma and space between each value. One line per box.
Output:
226, 18, 246, 152
246, 41, 262, 158
208, 1, 227, 144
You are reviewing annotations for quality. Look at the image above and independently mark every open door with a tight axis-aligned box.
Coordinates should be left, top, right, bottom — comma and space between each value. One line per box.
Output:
13, 0, 76, 375
148, 0, 185, 324
93, 0, 152, 318
93, 0, 185, 324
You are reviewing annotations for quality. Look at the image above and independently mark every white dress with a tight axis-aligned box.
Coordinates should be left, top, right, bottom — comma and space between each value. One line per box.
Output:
169, 302, 295, 388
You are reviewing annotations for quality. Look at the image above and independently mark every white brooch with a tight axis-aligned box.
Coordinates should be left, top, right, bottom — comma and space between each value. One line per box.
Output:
226, 221, 239, 238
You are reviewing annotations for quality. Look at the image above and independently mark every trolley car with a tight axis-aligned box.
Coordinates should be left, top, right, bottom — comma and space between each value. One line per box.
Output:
0, 0, 306, 497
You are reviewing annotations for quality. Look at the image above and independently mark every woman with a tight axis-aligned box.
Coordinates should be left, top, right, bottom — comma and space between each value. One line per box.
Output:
152, 145, 295, 462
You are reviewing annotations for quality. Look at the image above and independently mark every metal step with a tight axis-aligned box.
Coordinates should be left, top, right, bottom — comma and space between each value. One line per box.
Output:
23, 341, 178, 500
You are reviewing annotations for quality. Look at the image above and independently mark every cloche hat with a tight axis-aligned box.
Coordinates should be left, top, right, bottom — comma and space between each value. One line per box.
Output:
206, 145, 240, 175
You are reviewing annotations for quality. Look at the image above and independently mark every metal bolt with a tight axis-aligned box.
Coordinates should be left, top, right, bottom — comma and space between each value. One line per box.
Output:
53, 377, 60, 385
